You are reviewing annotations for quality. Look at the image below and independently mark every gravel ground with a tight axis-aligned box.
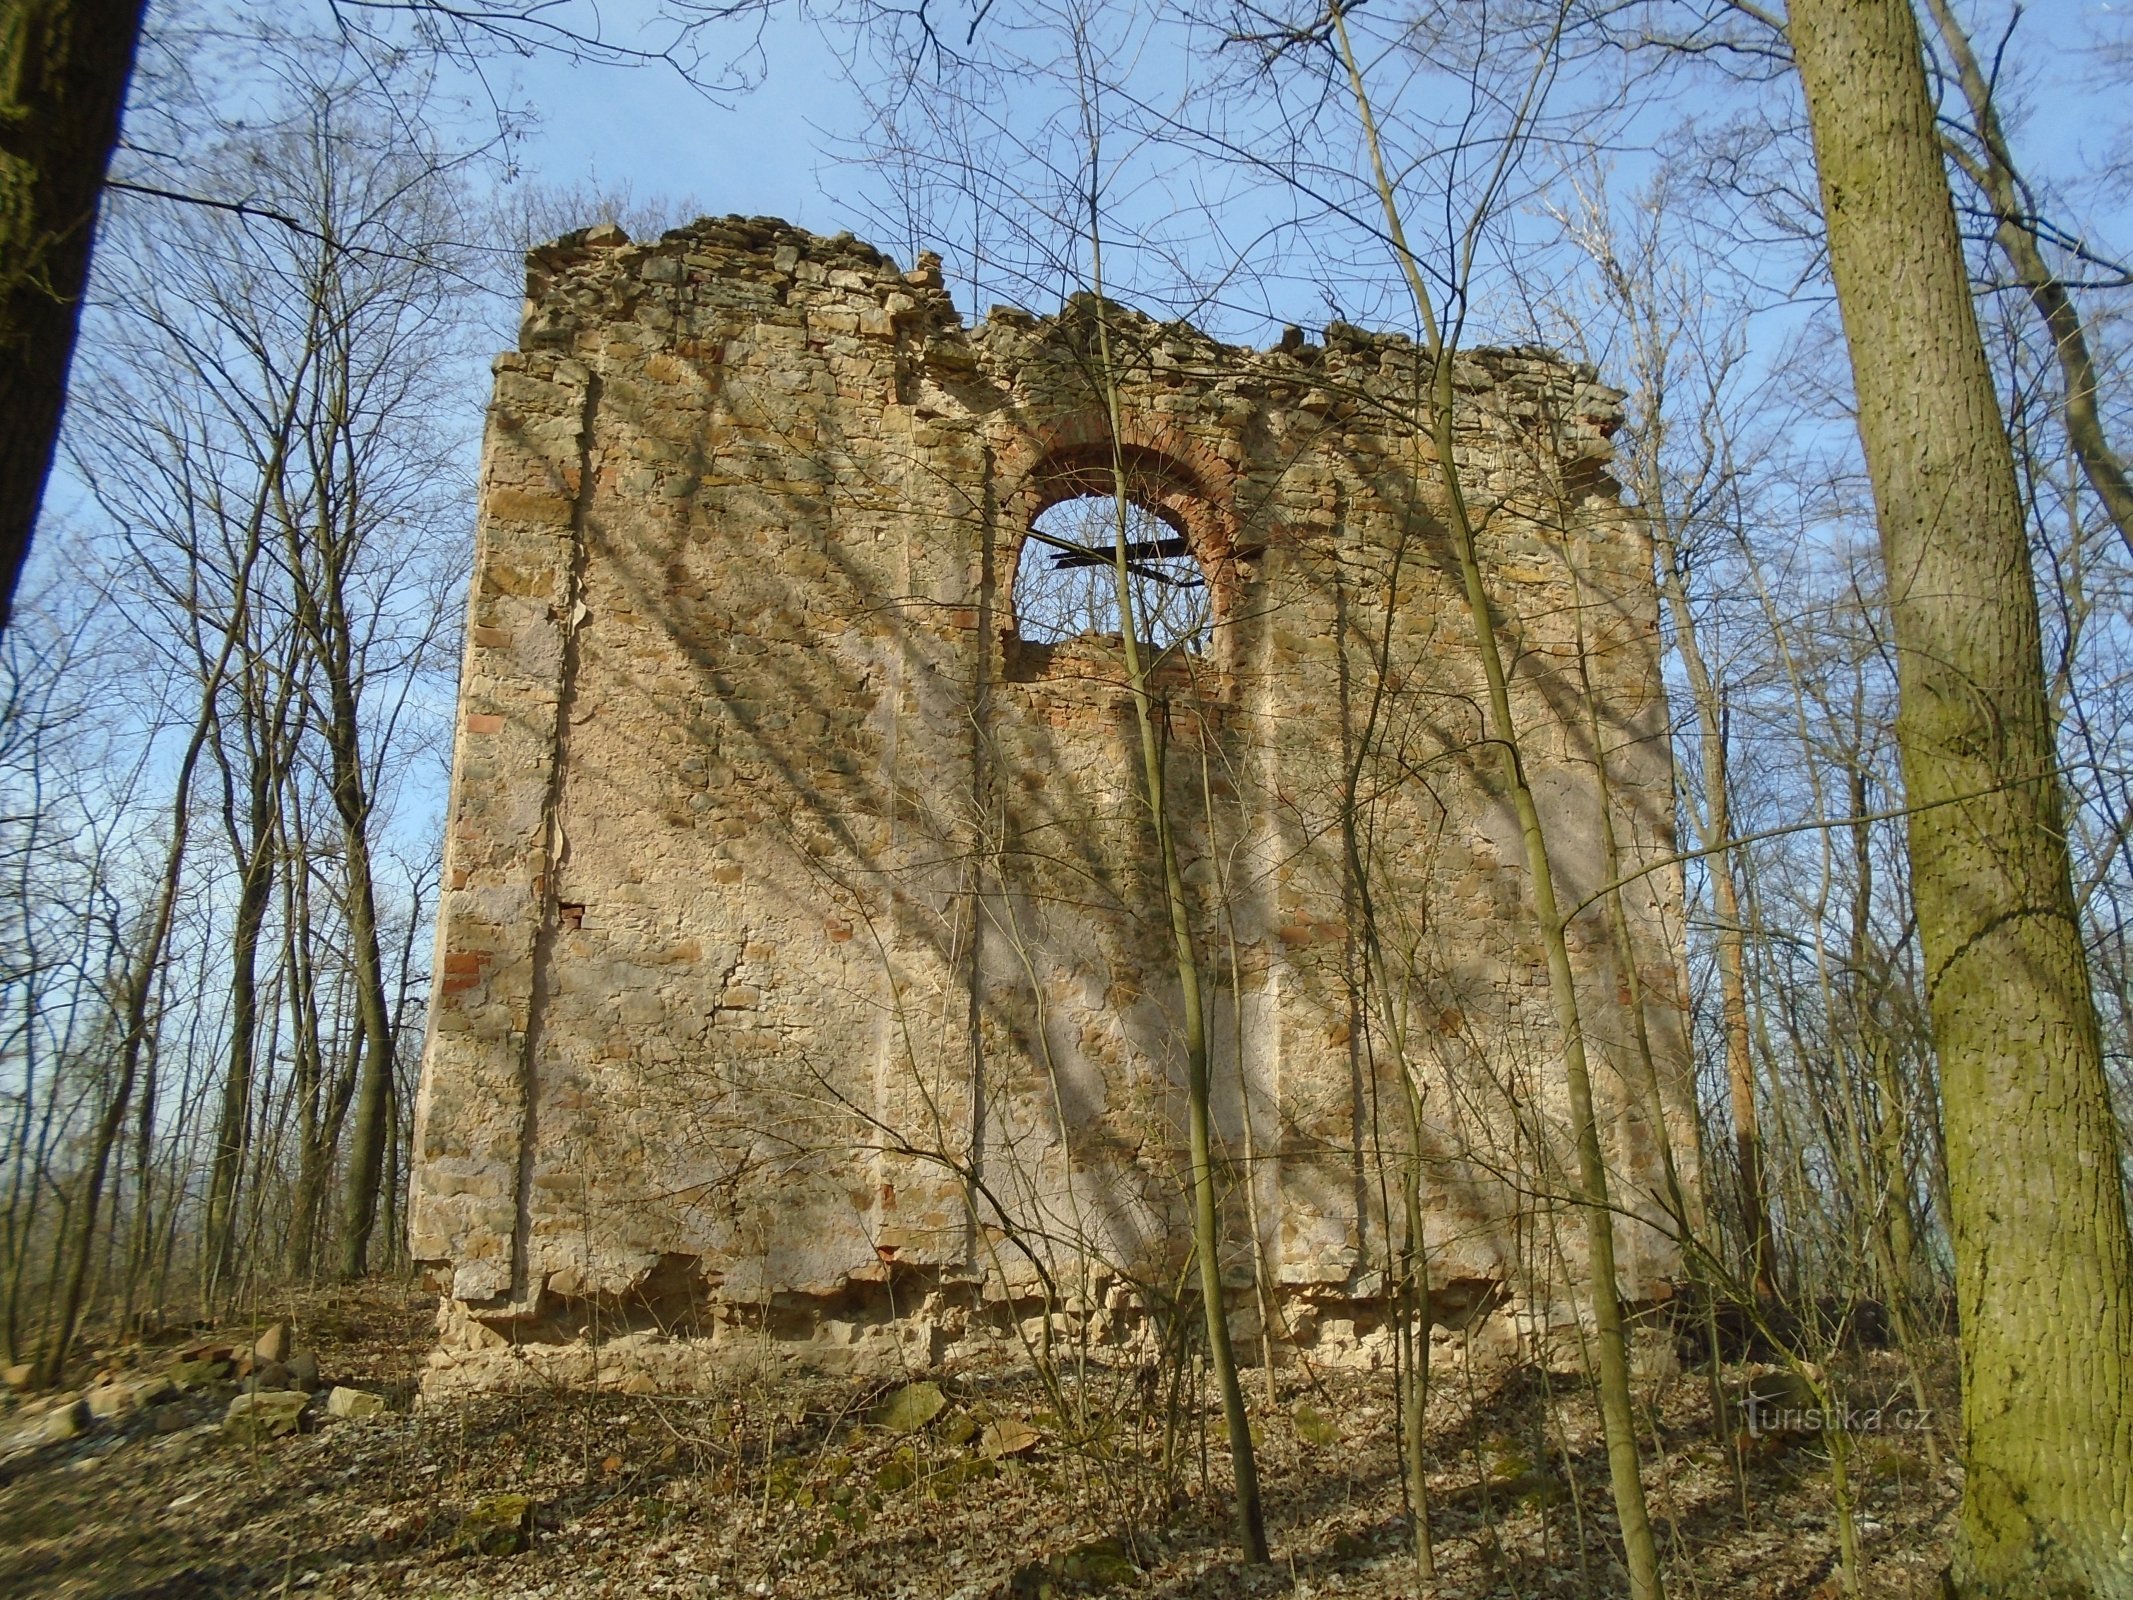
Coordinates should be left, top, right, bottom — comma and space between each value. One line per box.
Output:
0, 1285, 1959, 1599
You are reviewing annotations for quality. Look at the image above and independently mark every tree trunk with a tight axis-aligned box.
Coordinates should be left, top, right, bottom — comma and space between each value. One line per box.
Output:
0, 0, 148, 627
332, 802, 394, 1280
1087, 294, 1269, 1566
280, 806, 330, 1280
203, 721, 280, 1303
280, 342, 398, 1282
1789, 2, 2133, 1593
1845, 761, 1923, 1311
1653, 515, 1772, 1300
1335, 499, 1437, 1580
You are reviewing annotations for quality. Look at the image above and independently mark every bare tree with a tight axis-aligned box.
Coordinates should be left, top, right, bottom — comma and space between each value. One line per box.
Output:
2, 0, 774, 634
1918, 0, 2133, 562
1, 35, 479, 1359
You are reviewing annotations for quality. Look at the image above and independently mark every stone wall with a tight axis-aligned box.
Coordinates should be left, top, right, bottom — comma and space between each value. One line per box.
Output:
409, 216, 1695, 1392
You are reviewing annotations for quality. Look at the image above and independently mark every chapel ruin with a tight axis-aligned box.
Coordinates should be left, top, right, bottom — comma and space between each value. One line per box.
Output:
409, 216, 1695, 1392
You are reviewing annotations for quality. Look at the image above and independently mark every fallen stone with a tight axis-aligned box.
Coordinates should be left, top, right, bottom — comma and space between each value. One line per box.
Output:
869, 1381, 946, 1433
254, 1323, 290, 1365
978, 1417, 1040, 1459
148, 1403, 190, 1434
458, 1492, 534, 1556
252, 1360, 293, 1391
1292, 1400, 1340, 1448
2, 1363, 33, 1391
1741, 1367, 1820, 1435
287, 1349, 321, 1390
1012, 1537, 1139, 1597
1630, 1327, 1682, 1388
85, 1383, 136, 1420
131, 1373, 177, 1407
223, 1389, 308, 1442
325, 1386, 384, 1420
1500, 1467, 1569, 1509
169, 1359, 230, 1392
41, 1400, 88, 1443
1060, 1537, 1139, 1588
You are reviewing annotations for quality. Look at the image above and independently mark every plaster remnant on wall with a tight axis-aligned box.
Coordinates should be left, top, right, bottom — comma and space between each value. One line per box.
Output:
410, 215, 1696, 1394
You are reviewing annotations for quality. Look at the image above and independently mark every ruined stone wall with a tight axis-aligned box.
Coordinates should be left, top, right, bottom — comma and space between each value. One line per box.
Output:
410, 216, 1695, 1392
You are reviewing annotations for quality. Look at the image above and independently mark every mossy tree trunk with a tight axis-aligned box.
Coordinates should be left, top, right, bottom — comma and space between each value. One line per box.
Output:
1790, 2, 2133, 1593
0, 0, 147, 626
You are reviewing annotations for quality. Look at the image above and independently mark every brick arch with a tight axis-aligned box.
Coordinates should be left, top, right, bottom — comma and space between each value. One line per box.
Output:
996, 413, 1244, 649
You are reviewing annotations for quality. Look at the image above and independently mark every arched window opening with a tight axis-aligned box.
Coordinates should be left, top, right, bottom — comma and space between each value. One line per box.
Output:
1016, 494, 1212, 654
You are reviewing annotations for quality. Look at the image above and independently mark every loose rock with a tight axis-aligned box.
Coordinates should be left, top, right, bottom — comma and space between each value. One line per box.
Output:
869, 1381, 946, 1433
1631, 1326, 1683, 1388
40, 1399, 87, 1442
326, 1386, 385, 1420
169, 1358, 230, 1391
223, 1388, 308, 1442
458, 1492, 534, 1556
979, 1417, 1040, 1459
85, 1383, 136, 1420
254, 1323, 291, 1365
1292, 1401, 1340, 1447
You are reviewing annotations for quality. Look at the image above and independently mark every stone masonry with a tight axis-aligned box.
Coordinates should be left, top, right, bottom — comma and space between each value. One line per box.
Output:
409, 217, 1695, 1393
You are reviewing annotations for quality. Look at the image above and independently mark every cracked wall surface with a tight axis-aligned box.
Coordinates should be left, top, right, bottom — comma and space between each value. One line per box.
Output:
409, 216, 1696, 1392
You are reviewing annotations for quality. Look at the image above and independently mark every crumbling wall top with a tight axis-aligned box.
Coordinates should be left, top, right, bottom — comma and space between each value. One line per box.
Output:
515, 215, 1624, 449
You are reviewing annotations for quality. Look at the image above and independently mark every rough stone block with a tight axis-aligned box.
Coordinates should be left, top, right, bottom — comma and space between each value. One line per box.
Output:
458, 1493, 534, 1555
326, 1386, 386, 1419
40, 1400, 87, 1442
223, 1389, 309, 1442
85, 1383, 136, 1419
169, 1358, 231, 1392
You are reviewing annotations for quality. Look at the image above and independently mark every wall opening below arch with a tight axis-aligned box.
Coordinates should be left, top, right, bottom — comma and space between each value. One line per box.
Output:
1016, 494, 1211, 655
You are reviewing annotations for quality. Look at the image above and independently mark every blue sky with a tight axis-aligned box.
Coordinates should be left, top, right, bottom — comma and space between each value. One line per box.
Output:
472, 0, 2130, 380
499, 10, 881, 242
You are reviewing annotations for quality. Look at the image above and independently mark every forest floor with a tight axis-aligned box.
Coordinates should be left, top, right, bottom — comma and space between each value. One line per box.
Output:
0, 1282, 1959, 1599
